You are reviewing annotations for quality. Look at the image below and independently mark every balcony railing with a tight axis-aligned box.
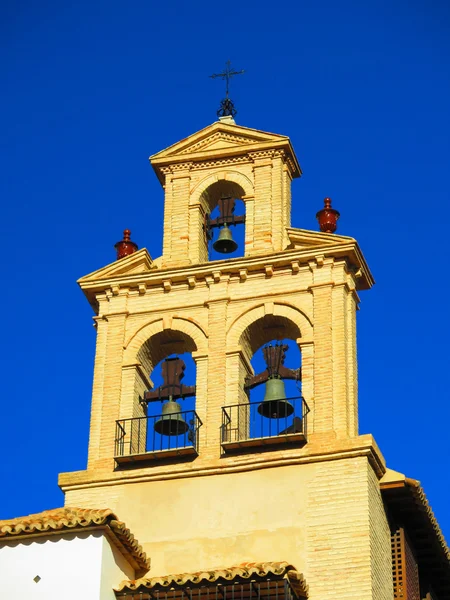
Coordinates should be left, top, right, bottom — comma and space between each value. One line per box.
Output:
115, 410, 202, 464
221, 396, 309, 453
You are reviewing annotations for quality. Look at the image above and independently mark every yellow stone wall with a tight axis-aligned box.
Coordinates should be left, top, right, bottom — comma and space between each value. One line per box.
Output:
160, 157, 294, 266
83, 255, 360, 472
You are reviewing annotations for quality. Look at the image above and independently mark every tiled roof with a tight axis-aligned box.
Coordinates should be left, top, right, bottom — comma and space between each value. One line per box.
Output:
381, 477, 450, 598
117, 561, 308, 597
0, 507, 150, 574
405, 478, 450, 560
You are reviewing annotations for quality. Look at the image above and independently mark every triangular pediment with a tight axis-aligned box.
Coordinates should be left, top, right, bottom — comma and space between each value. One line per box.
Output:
286, 228, 357, 250
150, 120, 293, 162
78, 248, 153, 285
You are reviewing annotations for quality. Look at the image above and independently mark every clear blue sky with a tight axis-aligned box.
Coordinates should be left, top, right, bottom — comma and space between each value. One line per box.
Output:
1, 0, 449, 541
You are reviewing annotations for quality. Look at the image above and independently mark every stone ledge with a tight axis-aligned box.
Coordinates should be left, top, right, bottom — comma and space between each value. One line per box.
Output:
59, 434, 385, 492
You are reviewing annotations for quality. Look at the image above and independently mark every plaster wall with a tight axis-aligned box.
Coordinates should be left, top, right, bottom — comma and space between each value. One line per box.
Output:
0, 531, 133, 600
100, 536, 135, 599
64, 457, 392, 600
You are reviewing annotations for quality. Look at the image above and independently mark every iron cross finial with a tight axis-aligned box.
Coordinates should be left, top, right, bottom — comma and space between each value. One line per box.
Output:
209, 60, 245, 99
209, 61, 245, 118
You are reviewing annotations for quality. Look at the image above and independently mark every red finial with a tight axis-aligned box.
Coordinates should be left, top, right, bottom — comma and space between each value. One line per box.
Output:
316, 197, 340, 233
114, 229, 138, 260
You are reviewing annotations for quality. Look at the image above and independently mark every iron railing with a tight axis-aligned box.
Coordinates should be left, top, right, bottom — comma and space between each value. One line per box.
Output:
115, 576, 302, 600
115, 410, 202, 464
221, 396, 309, 452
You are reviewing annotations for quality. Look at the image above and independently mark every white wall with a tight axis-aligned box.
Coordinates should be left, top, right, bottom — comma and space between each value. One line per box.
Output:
100, 535, 135, 599
0, 530, 134, 600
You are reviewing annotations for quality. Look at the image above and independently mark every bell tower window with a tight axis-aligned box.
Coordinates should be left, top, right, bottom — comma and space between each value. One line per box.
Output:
115, 336, 202, 466
201, 180, 246, 262
221, 321, 309, 455
207, 196, 246, 260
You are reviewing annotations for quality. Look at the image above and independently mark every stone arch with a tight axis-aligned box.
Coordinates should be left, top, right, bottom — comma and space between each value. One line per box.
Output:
124, 315, 208, 365
119, 316, 208, 423
188, 170, 254, 263
190, 170, 254, 209
227, 302, 313, 357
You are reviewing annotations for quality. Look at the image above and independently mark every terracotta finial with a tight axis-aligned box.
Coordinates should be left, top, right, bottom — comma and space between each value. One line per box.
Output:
316, 197, 340, 233
114, 229, 138, 260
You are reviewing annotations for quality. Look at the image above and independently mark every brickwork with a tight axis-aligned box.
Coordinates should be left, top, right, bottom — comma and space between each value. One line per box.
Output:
368, 463, 393, 599
81, 257, 364, 471
306, 457, 391, 600
151, 122, 301, 267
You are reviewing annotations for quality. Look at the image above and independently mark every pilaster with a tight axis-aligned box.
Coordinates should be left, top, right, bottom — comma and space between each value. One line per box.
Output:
250, 155, 273, 254
310, 258, 334, 435
332, 282, 349, 438
97, 312, 127, 465
87, 312, 108, 469
192, 351, 208, 448
347, 288, 359, 436
271, 156, 285, 251
204, 293, 229, 456
299, 340, 314, 431
162, 166, 192, 267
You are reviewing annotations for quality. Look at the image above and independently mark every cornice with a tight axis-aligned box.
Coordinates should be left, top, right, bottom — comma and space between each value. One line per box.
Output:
151, 136, 301, 184
59, 434, 385, 492
80, 244, 367, 289
79, 242, 372, 310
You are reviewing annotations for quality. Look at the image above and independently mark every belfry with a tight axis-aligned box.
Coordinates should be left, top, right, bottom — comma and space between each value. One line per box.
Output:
1, 103, 449, 600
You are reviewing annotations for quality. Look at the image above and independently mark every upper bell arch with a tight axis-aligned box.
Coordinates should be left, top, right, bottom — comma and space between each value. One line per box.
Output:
149, 120, 301, 267
190, 170, 253, 207
190, 171, 253, 261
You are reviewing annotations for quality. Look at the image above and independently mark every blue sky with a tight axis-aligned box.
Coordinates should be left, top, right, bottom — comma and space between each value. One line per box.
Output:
1, 0, 449, 541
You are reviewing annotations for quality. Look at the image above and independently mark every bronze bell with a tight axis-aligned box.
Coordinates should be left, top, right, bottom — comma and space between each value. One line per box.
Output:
213, 224, 238, 253
154, 398, 189, 436
257, 377, 294, 419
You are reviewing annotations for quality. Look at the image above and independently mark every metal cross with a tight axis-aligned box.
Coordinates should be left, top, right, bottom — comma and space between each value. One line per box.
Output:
210, 60, 244, 98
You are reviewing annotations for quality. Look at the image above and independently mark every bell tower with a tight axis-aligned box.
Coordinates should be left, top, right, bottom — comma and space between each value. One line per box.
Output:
60, 114, 393, 600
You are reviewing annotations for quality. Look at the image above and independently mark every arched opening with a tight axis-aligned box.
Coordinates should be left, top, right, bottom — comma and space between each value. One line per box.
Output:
202, 180, 246, 261
116, 330, 202, 463
246, 339, 302, 439
222, 314, 308, 452
144, 351, 198, 450
137, 329, 197, 373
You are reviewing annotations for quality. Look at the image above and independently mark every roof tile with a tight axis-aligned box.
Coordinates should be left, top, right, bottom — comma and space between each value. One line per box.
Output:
0, 507, 150, 574
117, 561, 308, 597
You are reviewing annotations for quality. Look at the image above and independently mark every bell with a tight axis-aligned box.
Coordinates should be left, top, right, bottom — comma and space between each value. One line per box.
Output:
213, 224, 238, 254
257, 377, 294, 419
154, 399, 189, 436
